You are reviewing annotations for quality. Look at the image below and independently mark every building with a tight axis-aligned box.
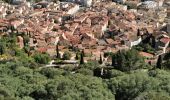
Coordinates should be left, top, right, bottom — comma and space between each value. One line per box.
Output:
129, 37, 142, 48
65, 0, 92, 7
138, 1, 157, 9
12, 0, 26, 5
167, 23, 170, 34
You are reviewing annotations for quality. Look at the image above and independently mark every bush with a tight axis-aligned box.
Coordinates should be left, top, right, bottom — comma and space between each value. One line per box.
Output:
33, 53, 50, 64
77, 68, 93, 76
62, 51, 71, 60
112, 49, 145, 72
108, 69, 124, 78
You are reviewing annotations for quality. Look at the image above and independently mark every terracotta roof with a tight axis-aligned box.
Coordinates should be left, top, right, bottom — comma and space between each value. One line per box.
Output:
106, 39, 114, 44
139, 52, 154, 58
37, 47, 47, 53
160, 37, 170, 44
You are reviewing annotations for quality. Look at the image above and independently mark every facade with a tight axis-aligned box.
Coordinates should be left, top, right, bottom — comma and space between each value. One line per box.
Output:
65, 0, 92, 7
67, 5, 79, 14
83, 0, 93, 7
129, 37, 142, 48
12, 0, 26, 4
167, 24, 170, 34
138, 1, 157, 9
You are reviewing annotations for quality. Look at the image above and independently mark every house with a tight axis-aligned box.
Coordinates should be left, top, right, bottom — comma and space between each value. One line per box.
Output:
112, 0, 127, 4
157, 35, 170, 54
167, 23, 170, 34
139, 51, 154, 59
12, 0, 26, 5
10, 19, 24, 29
138, 1, 157, 9
67, 4, 79, 15
156, 0, 164, 7
34, 1, 50, 9
65, 0, 92, 7
17, 36, 24, 49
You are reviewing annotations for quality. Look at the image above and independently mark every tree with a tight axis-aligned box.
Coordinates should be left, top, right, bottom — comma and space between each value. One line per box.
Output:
112, 49, 145, 72
33, 53, 50, 64
23, 35, 30, 47
77, 68, 93, 76
23, 46, 31, 56
112, 54, 116, 67
99, 54, 103, 64
62, 51, 71, 60
151, 36, 156, 48
56, 44, 60, 59
163, 59, 170, 69
0, 43, 5, 55
75, 52, 79, 60
137, 28, 140, 36
156, 55, 162, 69
80, 51, 84, 65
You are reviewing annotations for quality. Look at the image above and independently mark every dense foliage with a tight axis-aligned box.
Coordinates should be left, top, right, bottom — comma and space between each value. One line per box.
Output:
112, 49, 145, 72
0, 35, 170, 100
1, 60, 170, 100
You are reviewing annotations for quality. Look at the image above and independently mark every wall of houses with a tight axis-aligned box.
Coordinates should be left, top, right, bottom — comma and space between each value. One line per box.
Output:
130, 37, 142, 48
163, 41, 169, 53
167, 23, 170, 34
84, 0, 92, 7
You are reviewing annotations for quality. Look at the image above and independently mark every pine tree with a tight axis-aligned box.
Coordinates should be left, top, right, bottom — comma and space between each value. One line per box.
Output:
0, 46, 3, 55
0, 44, 5, 55
80, 51, 84, 64
56, 44, 60, 59
75, 53, 79, 60
151, 36, 156, 48
112, 54, 116, 67
99, 54, 103, 64
156, 55, 162, 69
137, 29, 140, 36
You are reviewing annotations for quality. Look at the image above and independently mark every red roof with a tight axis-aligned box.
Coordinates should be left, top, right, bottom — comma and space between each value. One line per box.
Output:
139, 52, 154, 58
160, 37, 170, 44
37, 47, 47, 53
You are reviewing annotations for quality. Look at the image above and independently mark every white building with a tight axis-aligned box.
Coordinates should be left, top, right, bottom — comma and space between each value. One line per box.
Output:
113, 0, 126, 4
65, 0, 93, 7
129, 37, 142, 48
83, 0, 92, 7
67, 5, 79, 15
138, 1, 157, 9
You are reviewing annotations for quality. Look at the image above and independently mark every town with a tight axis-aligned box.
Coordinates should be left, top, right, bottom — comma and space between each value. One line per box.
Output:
0, 0, 170, 63
0, 0, 169, 66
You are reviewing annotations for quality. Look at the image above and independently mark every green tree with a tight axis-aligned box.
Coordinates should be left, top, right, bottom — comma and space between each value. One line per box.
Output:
156, 55, 162, 69
75, 52, 79, 60
56, 44, 60, 59
77, 68, 93, 76
99, 54, 103, 64
33, 53, 50, 64
80, 51, 84, 65
0, 43, 5, 55
62, 51, 71, 60
112, 49, 145, 72
23, 35, 30, 47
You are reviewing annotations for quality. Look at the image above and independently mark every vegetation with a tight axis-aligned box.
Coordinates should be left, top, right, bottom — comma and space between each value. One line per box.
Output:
1, 34, 170, 100
80, 51, 84, 65
99, 54, 103, 64
56, 44, 60, 59
112, 49, 145, 72
133, 43, 155, 54
33, 52, 50, 64
62, 51, 71, 60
